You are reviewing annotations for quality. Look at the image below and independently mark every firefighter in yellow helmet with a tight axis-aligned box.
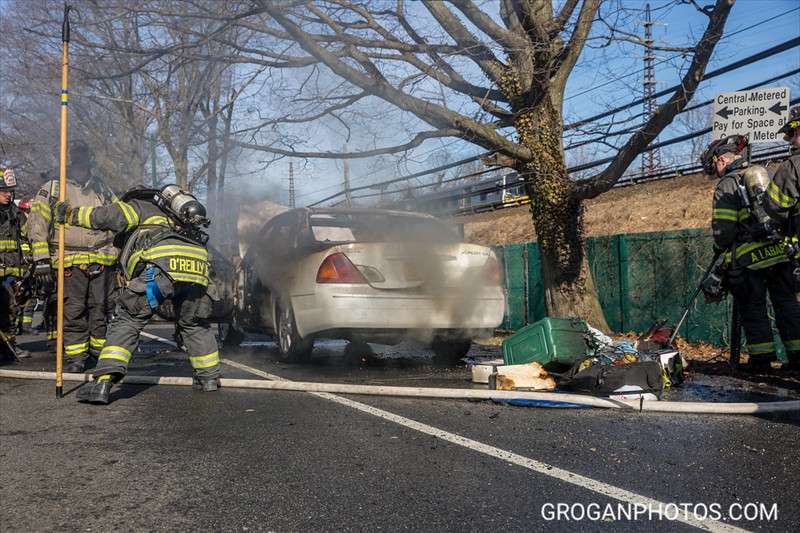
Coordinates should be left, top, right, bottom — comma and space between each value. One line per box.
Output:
26, 140, 119, 373
761, 106, 800, 372
702, 134, 800, 373
54, 185, 221, 404
0, 167, 31, 360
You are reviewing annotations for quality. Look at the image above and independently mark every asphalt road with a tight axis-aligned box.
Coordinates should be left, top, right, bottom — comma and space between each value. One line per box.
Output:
1, 325, 799, 533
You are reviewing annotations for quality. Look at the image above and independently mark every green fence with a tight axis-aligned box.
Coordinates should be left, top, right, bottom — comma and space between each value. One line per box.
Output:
495, 228, 735, 347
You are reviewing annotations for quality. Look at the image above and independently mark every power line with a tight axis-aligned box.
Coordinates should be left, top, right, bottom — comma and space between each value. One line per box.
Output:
310, 39, 799, 207
564, 6, 799, 104
566, 68, 800, 151
308, 151, 492, 207
566, 37, 799, 129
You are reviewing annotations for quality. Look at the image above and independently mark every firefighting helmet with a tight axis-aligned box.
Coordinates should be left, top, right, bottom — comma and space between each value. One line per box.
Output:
700, 135, 749, 175
18, 197, 32, 211
777, 106, 800, 142
0, 168, 18, 190
156, 184, 209, 227
67, 140, 95, 170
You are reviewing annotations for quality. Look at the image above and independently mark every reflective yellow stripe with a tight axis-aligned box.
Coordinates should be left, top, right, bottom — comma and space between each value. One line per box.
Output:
31, 202, 52, 220
766, 181, 795, 209
143, 215, 170, 225
65, 342, 89, 356
0, 239, 17, 250
117, 202, 140, 230
90, 337, 106, 349
747, 341, 775, 355
60, 252, 118, 267
32, 242, 49, 255
712, 208, 738, 222
143, 244, 208, 262
171, 273, 209, 285
77, 206, 94, 227
190, 350, 219, 369
784, 339, 800, 351
98, 346, 132, 364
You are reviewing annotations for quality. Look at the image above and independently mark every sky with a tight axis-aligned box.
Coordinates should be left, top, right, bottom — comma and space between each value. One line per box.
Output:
291, 0, 800, 208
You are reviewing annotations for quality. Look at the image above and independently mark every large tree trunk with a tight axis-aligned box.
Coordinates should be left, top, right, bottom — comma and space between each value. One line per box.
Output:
522, 100, 610, 331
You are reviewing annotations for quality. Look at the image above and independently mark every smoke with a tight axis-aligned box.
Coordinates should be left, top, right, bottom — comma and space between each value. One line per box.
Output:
238, 208, 504, 345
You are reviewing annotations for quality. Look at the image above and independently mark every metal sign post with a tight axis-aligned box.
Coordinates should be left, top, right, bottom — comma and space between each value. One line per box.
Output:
713, 87, 791, 143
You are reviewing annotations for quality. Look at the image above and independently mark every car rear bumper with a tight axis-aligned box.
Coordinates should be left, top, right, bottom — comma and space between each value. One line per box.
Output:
293, 290, 505, 338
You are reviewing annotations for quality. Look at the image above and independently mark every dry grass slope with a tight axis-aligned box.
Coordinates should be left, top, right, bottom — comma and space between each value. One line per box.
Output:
455, 172, 717, 246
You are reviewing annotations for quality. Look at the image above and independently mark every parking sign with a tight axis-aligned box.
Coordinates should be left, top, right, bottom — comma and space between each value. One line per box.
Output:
713, 87, 791, 143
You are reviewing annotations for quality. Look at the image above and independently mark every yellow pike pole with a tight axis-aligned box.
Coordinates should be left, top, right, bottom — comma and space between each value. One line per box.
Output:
56, 2, 72, 399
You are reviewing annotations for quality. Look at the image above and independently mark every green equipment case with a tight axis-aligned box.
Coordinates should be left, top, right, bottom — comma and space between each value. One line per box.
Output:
502, 317, 593, 371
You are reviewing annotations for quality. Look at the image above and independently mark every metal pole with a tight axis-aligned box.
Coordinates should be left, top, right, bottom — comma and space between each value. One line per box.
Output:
667, 250, 722, 348
730, 298, 741, 366
56, 2, 72, 398
150, 134, 157, 188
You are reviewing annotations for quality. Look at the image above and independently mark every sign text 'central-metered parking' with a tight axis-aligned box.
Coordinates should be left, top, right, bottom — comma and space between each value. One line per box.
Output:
713, 87, 790, 143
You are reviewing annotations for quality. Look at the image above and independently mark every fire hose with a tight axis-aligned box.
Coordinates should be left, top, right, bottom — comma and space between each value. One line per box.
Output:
1, 368, 797, 415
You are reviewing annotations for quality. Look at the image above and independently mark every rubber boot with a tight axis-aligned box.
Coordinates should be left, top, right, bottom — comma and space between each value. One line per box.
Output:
781, 353, 800, 372
192, 376, 219, 392
76, 376, 113, 405
738, 354, 774, 374
12, 343, 31, 359
64, 359, 85, 373
14, 347, 31, 359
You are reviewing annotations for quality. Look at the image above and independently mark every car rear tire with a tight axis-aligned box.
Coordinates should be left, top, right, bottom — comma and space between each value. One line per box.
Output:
218, 322, 245, 347
276, 300, 313, 364
431, 337, 472, 365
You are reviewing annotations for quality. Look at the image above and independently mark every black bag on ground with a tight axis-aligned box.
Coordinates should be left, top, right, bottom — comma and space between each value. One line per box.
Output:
558, 358, 664, 397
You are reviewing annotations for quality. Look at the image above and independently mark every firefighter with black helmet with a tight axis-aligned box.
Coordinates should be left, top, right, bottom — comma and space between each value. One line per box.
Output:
0, 167, 31, 360
702, 134, 800, 373
53, 184, 220, 405
27, 140, 119, 373
761, 106, 800, 371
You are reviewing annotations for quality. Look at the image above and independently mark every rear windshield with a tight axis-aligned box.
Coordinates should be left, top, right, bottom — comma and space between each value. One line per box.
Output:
309, 213, 461, 243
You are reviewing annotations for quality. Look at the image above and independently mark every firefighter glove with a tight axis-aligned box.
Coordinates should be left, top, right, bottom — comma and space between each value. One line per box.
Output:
53, 201, 73, 224
33, 260, 53, 285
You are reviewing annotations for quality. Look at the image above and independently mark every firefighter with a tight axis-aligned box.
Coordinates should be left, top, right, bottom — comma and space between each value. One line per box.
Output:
53, 184, 221, 405
0, 168, 31, 359
15, 197, 37, 335
761, 106, 800, 371
702, 135, 800, 373
27, 140, 119, 373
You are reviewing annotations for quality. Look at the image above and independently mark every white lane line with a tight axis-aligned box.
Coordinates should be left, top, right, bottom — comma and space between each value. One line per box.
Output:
222, 358, 751, 533
140, 331, 177, 346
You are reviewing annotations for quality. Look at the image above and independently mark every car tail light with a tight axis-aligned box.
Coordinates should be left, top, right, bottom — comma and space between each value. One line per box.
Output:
482, 257, 501, 285
316, 253, 368, 284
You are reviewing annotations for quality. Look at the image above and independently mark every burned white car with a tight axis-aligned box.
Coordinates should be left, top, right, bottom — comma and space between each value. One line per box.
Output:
227, 207, 506, 364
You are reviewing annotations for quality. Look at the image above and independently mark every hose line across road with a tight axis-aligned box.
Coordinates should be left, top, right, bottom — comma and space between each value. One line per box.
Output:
1, 360, 798, 415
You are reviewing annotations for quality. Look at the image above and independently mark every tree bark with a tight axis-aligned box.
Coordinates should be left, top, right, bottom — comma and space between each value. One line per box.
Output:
521, 99, 610, 330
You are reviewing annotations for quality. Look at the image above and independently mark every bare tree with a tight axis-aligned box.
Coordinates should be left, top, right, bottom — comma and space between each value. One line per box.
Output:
216, 0, 734, 327
1, 0, 737, 328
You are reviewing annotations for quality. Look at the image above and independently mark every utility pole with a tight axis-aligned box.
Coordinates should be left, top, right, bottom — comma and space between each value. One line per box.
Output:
288, 162, 296, 208
636, 4, 667, 178
343, 143, 351, 207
